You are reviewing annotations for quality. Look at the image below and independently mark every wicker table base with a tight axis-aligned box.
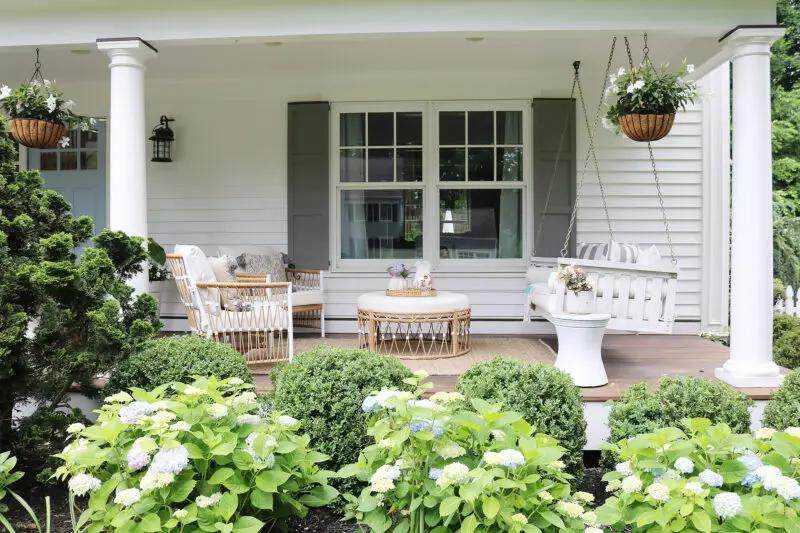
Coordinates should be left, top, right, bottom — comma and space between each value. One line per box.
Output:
357, 308, 471, 359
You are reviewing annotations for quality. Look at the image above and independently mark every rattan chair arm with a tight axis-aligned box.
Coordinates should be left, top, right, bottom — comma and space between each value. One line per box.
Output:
285, 268, 322, 275
195, 281, 291, 289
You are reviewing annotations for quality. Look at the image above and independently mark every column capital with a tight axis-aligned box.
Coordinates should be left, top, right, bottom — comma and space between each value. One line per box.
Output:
97, 37, 158, 68
720, 25, 785, 60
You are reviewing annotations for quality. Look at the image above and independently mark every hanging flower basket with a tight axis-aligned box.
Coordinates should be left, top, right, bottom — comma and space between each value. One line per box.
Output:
1, 48, 94, 150
618, 112, 675, 142
7, 118, 68, 149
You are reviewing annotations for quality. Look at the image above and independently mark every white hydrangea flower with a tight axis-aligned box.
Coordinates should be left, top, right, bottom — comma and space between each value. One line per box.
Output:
755, 465, 782, 483
756, 428, 776, 440
786, 427, 800, 438
370, 477, 395, 493
674, 457, 694, 474
227, 377, 244, 386
435, 462, 470, 488
377, 438, 393, 449
68, 473, 101, 496
549, 460, 566, 470
62, 438, 89, 459
615, 461, 633, 475
66, 423, 85, 434
683, 481, 704, 495
104, 391, 133, 404
113, 488, 141, 507
647, 482, 670, 503
435, 442, 466, 459
206, 404, 228, 420
408, 399, 444, 412
230, 392, 257, 409
483, 451, 503, 466
582, 511, 598, 526
774, 476, 800, 501
172, 509, 189, 519
511, 513, 528, 524
237, 414, 261, 426
538, 490, 554, 502
605, 479, 621, 492
140, 471, 175, 491
575, 491, 594, 504
184, 385, 207, 396
556, 501, 585, 518
373, 464, 401, 481
277, 415, 298, 427
621, 475, 643, 493
713, 492, 742, 519
150, 411, 177, 427
698, 469, 724, 487
586, 528, 603, 533
499, 449, 525, 469
430, 391, 464, 404
196, 492, 222, 508
169, 421, 192, 432
413, 369, 429, 380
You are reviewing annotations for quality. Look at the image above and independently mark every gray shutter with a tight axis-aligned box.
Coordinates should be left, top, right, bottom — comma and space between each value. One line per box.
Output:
532, 99, 576, 257
288, 102, 330, 270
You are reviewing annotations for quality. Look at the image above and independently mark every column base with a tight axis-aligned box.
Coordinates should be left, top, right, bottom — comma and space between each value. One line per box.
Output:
714, 366, 785, 388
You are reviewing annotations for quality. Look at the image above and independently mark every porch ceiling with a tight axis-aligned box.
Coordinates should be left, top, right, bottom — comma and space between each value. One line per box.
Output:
0, 32, 722, 84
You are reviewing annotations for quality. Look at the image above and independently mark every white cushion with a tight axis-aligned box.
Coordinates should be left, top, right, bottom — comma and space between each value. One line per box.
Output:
174, 244, 220, 314
291, 290, 323, 307
357, 291, 469, 314
636, 245, 661, 266
525, 265, 553, 285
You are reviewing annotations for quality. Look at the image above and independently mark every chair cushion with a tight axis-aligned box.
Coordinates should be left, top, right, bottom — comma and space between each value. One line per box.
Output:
235, 252, 286, 283
636, 245, 662, 266
174, 244, 220, 314
208, 255, 238, 305
291, 290, 323, 307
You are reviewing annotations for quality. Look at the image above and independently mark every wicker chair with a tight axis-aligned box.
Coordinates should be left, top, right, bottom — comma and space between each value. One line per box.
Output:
237, 268, 325, 337
167, 253, 294, 364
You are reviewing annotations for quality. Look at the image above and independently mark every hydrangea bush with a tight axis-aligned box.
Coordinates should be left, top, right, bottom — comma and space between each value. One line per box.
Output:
55, 377, 338, 533
597, 418, 800, 532
340, 372, 593, 533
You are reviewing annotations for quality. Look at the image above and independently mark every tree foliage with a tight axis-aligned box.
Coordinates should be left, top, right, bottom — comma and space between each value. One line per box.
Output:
0, 116, 161, 451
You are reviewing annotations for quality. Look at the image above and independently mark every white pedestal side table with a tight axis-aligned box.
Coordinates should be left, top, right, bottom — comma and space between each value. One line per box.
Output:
548, 313, 611, 387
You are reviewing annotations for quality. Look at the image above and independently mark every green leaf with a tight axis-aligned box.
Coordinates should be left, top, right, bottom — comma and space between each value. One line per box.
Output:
88, 476, 120, 511
539, 510, 564, 529
691, 512, 712, 533
217, 492, 238, 522
210, 436, 238, 457
393, 519, 410, 533
222, 472, 250, 494
719, 459, 749, 483
208, 468, 234, 485
184, 442, 206, 459
298, 485, 339, 507
232, 450, 254, 471
439, 496, 461, 517
275, 441, 299, 454
482, 496, 499, 519
232, 516, 264, 533
215, 523, 233, 533
170, 476, 197, 502
255, 470, 291, 493
336, 464, 362, 479
356, 496, 379, 513
250, 489, 273, 510
460, 514, 478, 533
138, 513, 161, 533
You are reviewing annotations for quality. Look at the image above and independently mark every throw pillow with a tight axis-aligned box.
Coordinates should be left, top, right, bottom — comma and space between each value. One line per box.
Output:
607, 240, 639, 263
576, 242, 608, 260
235, 252, 286, 283
636, 244, 662, 266
208, 255, 238, 306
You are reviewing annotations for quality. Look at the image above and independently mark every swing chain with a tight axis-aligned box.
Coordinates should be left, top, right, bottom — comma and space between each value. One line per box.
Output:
648, 141, 678, 265
561, 37, 617, 258
533, 61, 579, 256
624, 37, 635, 70
28, 48, 46, 86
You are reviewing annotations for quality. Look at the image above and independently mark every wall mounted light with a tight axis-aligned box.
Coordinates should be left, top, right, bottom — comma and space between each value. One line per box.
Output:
149, 116, 175, 162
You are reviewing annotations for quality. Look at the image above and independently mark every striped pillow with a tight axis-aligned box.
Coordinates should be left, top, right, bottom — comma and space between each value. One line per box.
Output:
577, 242, 609, 260
607, 241, 639, 263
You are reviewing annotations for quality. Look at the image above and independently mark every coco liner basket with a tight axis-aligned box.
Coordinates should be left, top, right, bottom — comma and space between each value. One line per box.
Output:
8, 118, 68, 149
619, 112, 675, 142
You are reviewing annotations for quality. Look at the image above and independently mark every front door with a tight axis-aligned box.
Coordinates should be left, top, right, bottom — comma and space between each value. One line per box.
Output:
28, 122, 107, 252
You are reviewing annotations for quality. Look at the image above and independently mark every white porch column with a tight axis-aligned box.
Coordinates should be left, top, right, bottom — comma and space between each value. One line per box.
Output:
97, 38, 157, 294
716, 27, 785, 387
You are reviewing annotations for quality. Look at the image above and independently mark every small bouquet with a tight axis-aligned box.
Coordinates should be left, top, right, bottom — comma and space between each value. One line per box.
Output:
558, 264, 594, 296
387, 263, 410, 278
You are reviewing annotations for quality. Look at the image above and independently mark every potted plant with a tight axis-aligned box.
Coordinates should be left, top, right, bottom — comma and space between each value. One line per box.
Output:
1, 56, 94, 149
147, 238, 169, 315
558, 264, 596, 314
603, 60, 698, 142
386, 263, 410, 291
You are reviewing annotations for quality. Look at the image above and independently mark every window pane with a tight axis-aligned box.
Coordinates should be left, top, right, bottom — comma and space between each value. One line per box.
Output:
396, 148, 423, 182
81, 151, 98, 170
439, 189, 522, 259
468, 111, 494, 145
396, 112, 422, 145
80, 129, 98, 149
60, 151, 78, 170
439, 111, 465, 145
497, 147, 522, 181
368, 113, 394, 146
340, 149, 366, 182
496, 111, 522, 144
367, 149, 394, 182
340, 190, 423, 259
439, 148, 465, 181
467, 148, 494, 181
340, 113, 365, 146
40, 151, 58, 170
67, 130, 79, 149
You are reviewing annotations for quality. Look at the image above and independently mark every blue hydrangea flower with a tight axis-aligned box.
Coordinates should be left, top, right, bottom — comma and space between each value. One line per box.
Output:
150, 445, 190, 475
118, 401, 154, 424
737, 453, 763, 487
362, 396, 379, 413
429, 468, 443, 481
409, 417, 445, 438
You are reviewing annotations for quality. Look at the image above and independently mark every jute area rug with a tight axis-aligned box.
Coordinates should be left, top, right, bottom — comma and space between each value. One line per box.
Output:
291, 335, 555, 376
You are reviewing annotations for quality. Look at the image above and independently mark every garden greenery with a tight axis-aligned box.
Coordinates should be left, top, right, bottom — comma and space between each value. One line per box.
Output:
106, 336, 252, 396
597, 418, 800, 533
456, 359, 587, 482
0, 80, 93, 141
603, 60, 699, 134
763, 370, 800, 430
0, 451, 50, 533
340, 372, 593, 533
55, 377, 338, 533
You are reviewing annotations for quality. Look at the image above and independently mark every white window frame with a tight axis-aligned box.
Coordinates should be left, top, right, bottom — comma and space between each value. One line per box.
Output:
329, 100, 531, 273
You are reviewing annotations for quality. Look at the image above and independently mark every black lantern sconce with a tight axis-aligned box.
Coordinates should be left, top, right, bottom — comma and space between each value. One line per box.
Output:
149, 116, 175, 162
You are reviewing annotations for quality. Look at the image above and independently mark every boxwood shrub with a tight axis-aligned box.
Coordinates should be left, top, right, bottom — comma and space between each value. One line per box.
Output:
774, 312, 800, 343
763, 369, 800, 429
105, 335, 252, 394
604, 376, 753, 465
455, 358, 587, 483
270, 346, 413, 496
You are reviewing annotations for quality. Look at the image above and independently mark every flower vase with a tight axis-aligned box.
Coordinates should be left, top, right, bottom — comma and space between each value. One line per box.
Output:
565, 291, 595, 314
387, 275, 407, 291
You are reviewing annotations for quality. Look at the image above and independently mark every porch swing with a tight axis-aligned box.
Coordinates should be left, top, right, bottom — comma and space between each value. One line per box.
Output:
526, 36, 679, 334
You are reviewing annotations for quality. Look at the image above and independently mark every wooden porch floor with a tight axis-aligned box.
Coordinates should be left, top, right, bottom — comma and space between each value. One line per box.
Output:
253, 334, 778, 401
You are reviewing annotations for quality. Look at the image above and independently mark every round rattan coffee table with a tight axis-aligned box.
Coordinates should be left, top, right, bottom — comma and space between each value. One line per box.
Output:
357, 291, 471, 359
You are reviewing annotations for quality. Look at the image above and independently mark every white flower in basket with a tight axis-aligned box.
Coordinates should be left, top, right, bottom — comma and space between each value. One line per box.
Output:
558, 264, 596, 314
